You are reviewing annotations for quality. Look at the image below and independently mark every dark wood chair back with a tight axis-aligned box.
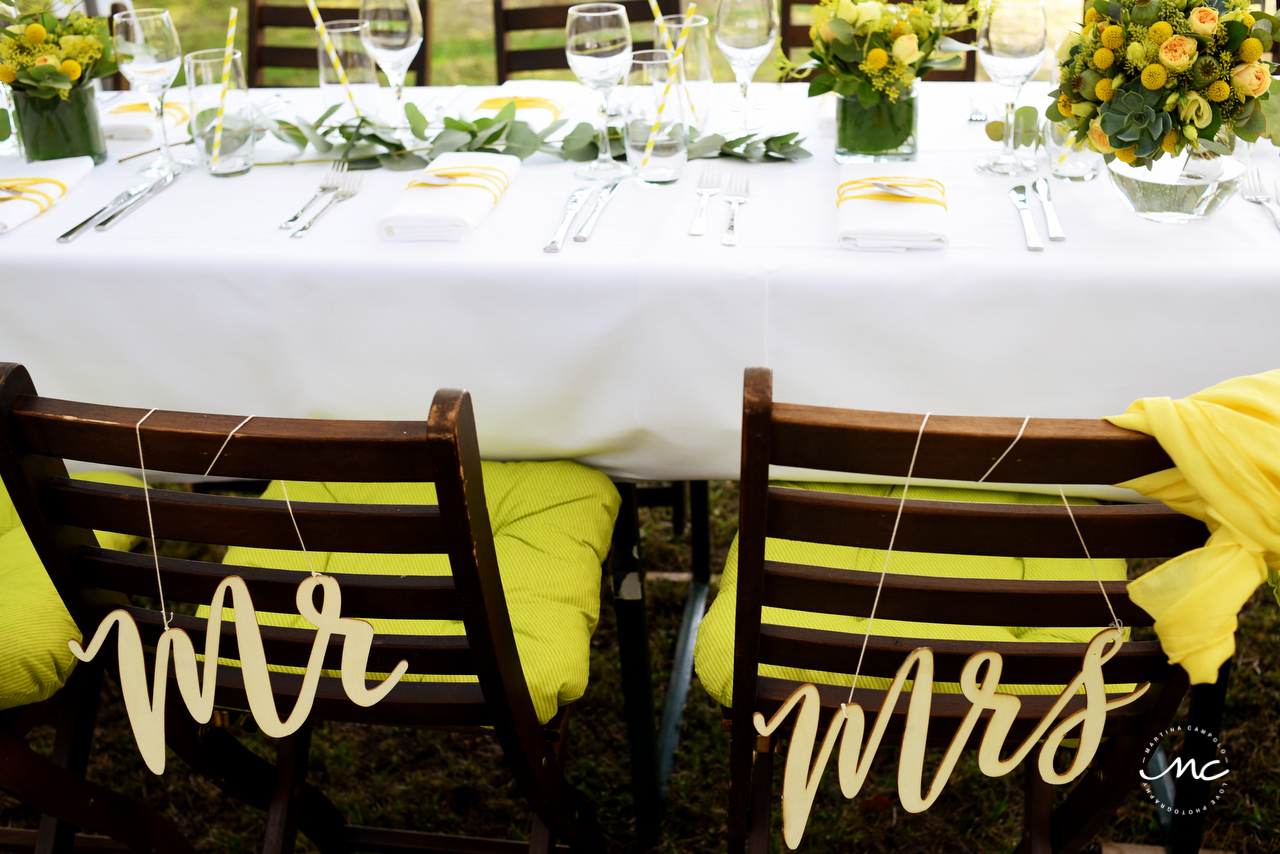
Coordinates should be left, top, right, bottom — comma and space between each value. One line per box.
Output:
778, 0, 977, 81
493, 0, 679, 83
247, 0, 431, 88
102, 3, 129, 90
725, 367, 1209, 854
0, 362, 599, 854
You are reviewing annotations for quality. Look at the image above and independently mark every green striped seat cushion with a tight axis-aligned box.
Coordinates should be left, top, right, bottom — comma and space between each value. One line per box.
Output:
694, 482, 1129, 707
0, 472, 144, 711
218, 460, 619, 725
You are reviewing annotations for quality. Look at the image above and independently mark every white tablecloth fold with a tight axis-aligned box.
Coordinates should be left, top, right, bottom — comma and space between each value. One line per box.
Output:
375, 151, 522, 242
836, 164, 949, 251
99, 96, 190, 140
0, 155, 95, 234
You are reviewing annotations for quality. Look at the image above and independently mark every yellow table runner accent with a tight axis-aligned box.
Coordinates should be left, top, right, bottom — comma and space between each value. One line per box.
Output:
0, 177, 69, 213
1106, 370, 1280, 684
110, 101, 191, 123
837, 177, 946, 209
475, 97, 563, 121
407, 166, 511, 204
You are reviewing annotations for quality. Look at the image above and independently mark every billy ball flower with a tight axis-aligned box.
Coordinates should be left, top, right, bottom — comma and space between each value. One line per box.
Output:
1094, 47, 1115, 69
866, 47, 888, 70
1239, 37, 1264, 64
1207, 79, 1231, 101
25, 22, 47, 43
0, 64, 14, 84
1084, 7, 1100, 27
1148, 21, 1172, 44
59, 59, 81, 80
1161, 131, 1178, 153
1101, 25, 1124, 50
1142, 63, 1167, 88
1057, 92, 1075, 115
1114, 146, 1137, 163
1095, 77, 1114, 100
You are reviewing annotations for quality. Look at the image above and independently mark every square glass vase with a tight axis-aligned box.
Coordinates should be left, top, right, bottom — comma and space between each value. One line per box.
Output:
834, 90, 918, 164
12, 86, 108, 165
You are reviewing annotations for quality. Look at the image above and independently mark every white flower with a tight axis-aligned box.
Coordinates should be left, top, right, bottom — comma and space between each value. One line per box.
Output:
1056, 31, 1081, 64
836, 0, 858, 24
854, 1, 884, 28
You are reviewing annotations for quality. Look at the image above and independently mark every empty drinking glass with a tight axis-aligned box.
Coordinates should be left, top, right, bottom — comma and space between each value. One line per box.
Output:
318, 20, 380, 121
360, 0, 424, 117
655, 13, 712, 134
185, 49, 255, 177
1044, 120, 1103, 181
113, 8, 183, 177
623, 50, 687, 184
566, 3, 633, 180
714, 0, 778, 134
975, 0, 1048, 175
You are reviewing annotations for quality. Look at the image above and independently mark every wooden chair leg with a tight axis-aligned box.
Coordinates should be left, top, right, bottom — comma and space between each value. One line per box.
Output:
1023, 760, 1052, 854
529, 814, 554, 854
263, 720, 314, 854
747, 737, 774, 854
1169, 661, 1232, 854
33, 663, 104, 854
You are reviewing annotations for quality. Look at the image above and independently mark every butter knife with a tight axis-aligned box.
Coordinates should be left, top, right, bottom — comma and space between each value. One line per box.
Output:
58, 182, 151, 243
544, 187, 592, 253
1031, 177, 1066, 241
96, 169, 180, 231
573, 179, 623, 242
1009, 185, 1044, 252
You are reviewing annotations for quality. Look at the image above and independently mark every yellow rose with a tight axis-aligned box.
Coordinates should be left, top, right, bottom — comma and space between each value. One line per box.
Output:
1158, 35, 1197, 72
1231, 61, 1271, 97
1179, 90, 1213, 128
836, 0, 857, 24
853, 1, 884, 28
59, 59, 81, 80
33, 54, 58, 67
1087, 116, 1114, 153
891, 33, 923, 65
1187, 7, 1218, 37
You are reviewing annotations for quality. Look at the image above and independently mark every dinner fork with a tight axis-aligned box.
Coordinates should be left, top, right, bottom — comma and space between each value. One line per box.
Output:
688, 164, 721, 235
280, 160, 348, 229
1242, 168, 1280, 233
721, 171, 748, 247
291, 172, 361, 238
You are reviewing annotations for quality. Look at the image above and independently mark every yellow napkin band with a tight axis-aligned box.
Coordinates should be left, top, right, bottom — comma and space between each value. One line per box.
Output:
0, 177, 69, 212
837, 177, 946, 209
109, 102, 191, 123
475, 97, 563, 121
406, 166, 511, 204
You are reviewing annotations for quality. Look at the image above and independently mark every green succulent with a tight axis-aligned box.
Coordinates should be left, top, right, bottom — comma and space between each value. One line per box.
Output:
1098, 84, 1174, 165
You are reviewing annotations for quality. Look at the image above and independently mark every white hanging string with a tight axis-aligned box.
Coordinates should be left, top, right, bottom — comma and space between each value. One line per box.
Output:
977, 416, 1030, 483
844, 413, 930, 708
134, 409, 170, 630
1057, 484, 1122, 631
203, 414, 255, 477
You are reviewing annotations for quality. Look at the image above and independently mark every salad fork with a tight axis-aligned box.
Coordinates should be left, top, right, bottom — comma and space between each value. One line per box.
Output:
1241, 168, 1280, 233
280, 160, 347, 229
291, 172, 361, 238
721, 171, 749, 247
689, 164, 721, 235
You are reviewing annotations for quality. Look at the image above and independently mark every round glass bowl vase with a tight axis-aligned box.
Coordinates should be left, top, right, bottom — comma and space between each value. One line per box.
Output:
834, 90, 918, 163
1107, 134, 1247, 224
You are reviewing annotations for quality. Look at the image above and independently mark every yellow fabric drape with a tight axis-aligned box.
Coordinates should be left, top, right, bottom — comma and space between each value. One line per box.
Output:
1106, 370, 1280, 684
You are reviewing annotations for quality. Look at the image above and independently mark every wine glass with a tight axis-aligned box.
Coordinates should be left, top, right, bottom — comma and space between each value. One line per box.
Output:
113, 8, 184, 178
360, 0, 424, 118
975, 0, 1048, 176
566, 3, 632, 180
714, 0, 778, 134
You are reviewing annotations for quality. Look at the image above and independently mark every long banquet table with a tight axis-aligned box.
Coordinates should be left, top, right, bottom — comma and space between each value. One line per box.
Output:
4, 81, 1280, 482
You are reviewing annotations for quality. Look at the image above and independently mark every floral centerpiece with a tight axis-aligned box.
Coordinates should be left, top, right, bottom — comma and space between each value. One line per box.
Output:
1047, 0, 1275, 169
0, 0, 117, 163
783, 0, 978, 161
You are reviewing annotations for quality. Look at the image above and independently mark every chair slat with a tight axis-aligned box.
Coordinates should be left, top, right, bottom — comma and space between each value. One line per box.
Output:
129, 608, 475, 676
14, 398, 435, 482
255, 46, 318, 71
762, 560, 1155, 627
766, 486, 1207, 559
76, 549, 462, 620
504, 1, 660, 29
258, 5, 351, 27
770, 404, 1175, 484
757, 624, 1168, 684
48, 479, 449, 554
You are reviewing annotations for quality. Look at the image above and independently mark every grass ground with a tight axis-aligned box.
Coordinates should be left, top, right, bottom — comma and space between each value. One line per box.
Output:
2, 481, 1278, 853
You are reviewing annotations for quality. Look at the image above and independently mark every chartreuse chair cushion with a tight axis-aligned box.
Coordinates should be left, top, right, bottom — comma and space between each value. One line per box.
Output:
694, 482, 1130, 708
218, 460, 620, 725
0, 471, 145, 711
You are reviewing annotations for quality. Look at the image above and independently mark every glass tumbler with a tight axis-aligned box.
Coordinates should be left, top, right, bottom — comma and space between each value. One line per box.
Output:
185, 49, 255, 177
0, 83, 21, 157
318, 20, 380, 121
655, 14, 712, 134
622, 50, 687, 185
1044, 120, 1103, 181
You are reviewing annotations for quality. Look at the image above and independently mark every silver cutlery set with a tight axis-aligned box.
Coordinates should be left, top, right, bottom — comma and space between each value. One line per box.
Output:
281, 161, 363, 238
544, 179, 623, 252
1009, 178, 1066, 251
57, 169, 183, 243
688, 165, 750, 246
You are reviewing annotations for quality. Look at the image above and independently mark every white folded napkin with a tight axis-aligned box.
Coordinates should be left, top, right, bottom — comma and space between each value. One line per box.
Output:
466, 80, 594, 138
376, 152, 521, 242
98, 95, 191, 140
0, 156, 95, 234
836, 165, 949, 251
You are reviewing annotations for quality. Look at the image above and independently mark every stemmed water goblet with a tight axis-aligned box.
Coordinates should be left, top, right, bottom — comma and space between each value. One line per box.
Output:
975, 0, 1049, 175
566, 3, 633, 180
112, 8, 185, 177
360, 0, 424, 125
714, 0, 778, 134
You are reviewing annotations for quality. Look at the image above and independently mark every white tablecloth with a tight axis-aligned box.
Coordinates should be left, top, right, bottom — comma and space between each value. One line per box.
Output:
3, 82, 1278, 481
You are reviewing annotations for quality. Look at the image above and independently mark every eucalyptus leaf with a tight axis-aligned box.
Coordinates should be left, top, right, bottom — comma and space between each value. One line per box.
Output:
378, 150, 429, 170
503, 121, 543, 159
405, 102, 430, 140
430, 127, 472, 156
536, 118, 567, 142
313, 103, 341, 129
1196, 137, 1231, 155
935, 35, 977, 53
686, 132, 725, 159
295, 116, 334, 153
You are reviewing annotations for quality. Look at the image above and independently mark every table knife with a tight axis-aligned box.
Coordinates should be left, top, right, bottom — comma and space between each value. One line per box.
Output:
544, 187, 592, 253
95, 170, 179, 231
57, 183, 151, 243
573, 179, 622, 242
1031, 178, 1066, 241
1009, 185, 1044, 252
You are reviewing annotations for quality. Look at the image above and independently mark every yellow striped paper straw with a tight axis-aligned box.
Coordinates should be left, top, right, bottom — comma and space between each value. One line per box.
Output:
304, 0, 361, 117
210, 7, 237, 166
641, 2, 695, 168
647, 0, 699, 123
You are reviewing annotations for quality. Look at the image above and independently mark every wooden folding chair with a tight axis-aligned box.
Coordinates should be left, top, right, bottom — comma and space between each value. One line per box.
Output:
0, 362, 616, 854
246, 0, 432, 87
707, 367, 1226, 854
492, 0, 680, 83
